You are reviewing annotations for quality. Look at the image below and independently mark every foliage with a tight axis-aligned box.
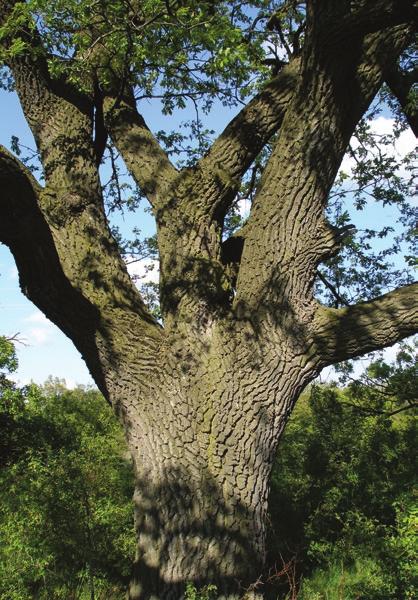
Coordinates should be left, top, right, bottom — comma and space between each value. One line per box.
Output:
269, 347, 417, 599
0, 335, 17, 374
297, 558, 398, 600
184, 583, 218, 600
0, 369, 135, 600
334, 338, 418, 414
317, 104, 417, 307
0, 0, 272, 103
0, 336, 25, 424
388, 492, 418, 600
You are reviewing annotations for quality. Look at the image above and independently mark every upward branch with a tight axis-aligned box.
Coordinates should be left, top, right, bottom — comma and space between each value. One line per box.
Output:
0, 3, 163, 395
110, 59, 300, 221
0, 145, 107, 388
308, 0, 417, 38
0, 143, 162, 397
0, 1, 102, 204
103, 92, 178, 208
193, 59, 300, 221
385, 65, 418, 136
234, 4, 416, 317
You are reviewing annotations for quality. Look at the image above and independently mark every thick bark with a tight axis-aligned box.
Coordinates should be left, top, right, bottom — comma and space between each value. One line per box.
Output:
119, 318, 320, 599
103, 93, 178, 209
234, 18, 414, 315
104, 62, 300, 221
385, 65, 418, 136
0, 2, 417, 599
312, 284, 418, 367
192, 59, 300, 222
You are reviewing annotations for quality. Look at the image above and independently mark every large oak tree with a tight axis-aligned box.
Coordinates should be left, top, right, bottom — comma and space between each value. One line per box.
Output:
0, 1, 417, 598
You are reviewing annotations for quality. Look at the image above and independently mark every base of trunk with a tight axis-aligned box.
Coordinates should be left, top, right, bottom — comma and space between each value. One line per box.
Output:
127, 468, 267, 600
128, 574, 265, 600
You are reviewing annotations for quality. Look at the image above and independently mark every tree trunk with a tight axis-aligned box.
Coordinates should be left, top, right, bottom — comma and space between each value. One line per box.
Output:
118, 320, 318, 600
128, 459, 265, 600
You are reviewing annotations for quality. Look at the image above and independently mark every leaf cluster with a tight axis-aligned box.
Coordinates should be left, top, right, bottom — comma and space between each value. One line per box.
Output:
0, 373, 135, 600
1, 0, 274, 104
317, 103, 417, 307
268, 348, 417, 599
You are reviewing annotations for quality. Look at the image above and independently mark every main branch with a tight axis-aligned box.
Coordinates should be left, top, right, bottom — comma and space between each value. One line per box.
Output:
103, 93, 178, 208
385, 65, 418, 136
234, 12, 414, 316
194, 59, 300, 220
0, 146, 106, 388
312, 284, 418, 367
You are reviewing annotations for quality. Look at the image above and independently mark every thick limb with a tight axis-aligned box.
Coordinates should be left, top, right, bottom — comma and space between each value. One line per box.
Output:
103, 93, 178, 209
193, 59, 300, 220
385, 65, 418, 136
0, 145, 162, 402
311, 284, 418, 367
234, 11, 415, 316
103, 60, 300, 221
0, 145, 106, 388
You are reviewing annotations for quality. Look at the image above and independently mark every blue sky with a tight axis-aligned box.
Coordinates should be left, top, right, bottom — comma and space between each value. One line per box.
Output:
1, 87, 416, 387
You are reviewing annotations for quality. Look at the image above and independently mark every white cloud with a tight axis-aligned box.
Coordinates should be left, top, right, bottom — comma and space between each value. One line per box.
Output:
339, 116, 416, 179
9, 374, 79, 389
380, 344, 401, 364
126, 258, 159, 284
25, 311, 51, 324
62, 378, 77, 389
21, 311, 56, 346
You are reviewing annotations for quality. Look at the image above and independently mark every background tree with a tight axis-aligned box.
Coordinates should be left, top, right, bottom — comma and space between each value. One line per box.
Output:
0, 340, 135, 600
269, 339, 417, 599
0, 1, 417, 598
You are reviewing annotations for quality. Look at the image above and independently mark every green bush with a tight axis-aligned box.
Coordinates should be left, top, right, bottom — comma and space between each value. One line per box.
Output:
298, 557, 397, 600
185, 583, 218, 600
0, 359, 135, 600
269, 344, 417, 599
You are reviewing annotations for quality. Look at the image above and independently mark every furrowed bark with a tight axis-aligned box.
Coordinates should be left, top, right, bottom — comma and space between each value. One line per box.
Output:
345, 0, 417, 35
0, 145, 163, 398
0, 145, 105, 388
103, 59, 299, 231
312, 284, 418, 367
385, 65, 418, 136
308, 0, 417, 36
234, 11, 415, 319
0, 6, 163, 404
123, 316, 320, 600
1, 2, 417, 599
0, 1, 96, 192
150, 61, 300, 327
193, 59, 300, 220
